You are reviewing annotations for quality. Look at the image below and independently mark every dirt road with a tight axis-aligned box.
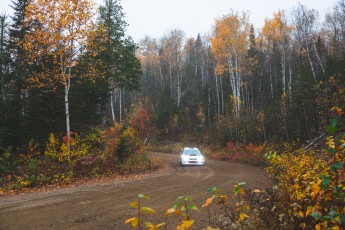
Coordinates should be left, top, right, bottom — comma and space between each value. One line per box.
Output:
0, 152, 271, 229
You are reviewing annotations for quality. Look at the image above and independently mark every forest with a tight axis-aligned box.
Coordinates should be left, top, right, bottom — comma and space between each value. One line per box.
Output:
0, 0, 344, 151
0, 0, 344, 228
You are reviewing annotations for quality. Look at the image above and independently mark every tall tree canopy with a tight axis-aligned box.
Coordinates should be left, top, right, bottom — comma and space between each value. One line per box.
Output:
22, 0, 96, 149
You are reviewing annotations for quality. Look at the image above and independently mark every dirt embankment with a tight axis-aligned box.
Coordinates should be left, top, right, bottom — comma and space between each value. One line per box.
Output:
0, 152, 271, 229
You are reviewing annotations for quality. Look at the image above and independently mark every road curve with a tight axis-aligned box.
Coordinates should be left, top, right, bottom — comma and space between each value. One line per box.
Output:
0, 152, 271, 229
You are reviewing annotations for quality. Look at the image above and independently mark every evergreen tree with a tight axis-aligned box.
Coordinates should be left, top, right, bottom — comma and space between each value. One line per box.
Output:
1, 0, 31, 148
0, 14, 11, 146
91, 0, 141, 125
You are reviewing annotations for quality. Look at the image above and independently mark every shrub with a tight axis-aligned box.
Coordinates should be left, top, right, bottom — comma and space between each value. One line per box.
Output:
265, 116, 345, 229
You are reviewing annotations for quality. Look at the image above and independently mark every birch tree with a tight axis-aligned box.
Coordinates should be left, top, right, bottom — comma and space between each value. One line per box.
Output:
211, 11, 250, 117
261, 11, 291, 94
325, 0, 345, 57
292, 4, 325, 82
161, 29, 185, 108
22, 0, 96, 150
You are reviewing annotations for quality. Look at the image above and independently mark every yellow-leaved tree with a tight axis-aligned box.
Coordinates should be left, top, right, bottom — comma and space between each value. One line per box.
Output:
210, 11, 250, 118
260, 11, 291, 95
22, 0, 96, 151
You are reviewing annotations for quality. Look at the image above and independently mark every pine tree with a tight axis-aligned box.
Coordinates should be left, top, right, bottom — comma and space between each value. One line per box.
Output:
90, 0, 141, 125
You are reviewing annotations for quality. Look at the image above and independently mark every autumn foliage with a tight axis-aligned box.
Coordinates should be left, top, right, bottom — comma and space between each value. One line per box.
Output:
0, 122, 162, 193
265, 111, 345, 229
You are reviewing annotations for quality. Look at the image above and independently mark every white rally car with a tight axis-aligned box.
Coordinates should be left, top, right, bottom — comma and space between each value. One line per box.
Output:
179, 147, 205, 166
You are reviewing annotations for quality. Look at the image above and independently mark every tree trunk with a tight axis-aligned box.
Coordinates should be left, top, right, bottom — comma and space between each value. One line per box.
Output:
0, 16, 4, 101
110, 89, 115, 122
215, 75, 220, 119
119, 89, 122, 122
305, 40, 317, 83
65, 68, 71, 152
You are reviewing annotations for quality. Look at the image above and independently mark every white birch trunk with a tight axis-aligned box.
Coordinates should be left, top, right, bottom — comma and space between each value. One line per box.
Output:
215, 75, 220, 118
110, 90, 115, 122
177, 71, 181, 108
234, 51, 241, 117
312, 39, 325, 74
169, 60, 173, 99
305, 40, 317, 83
220, 75, 224, 114
65, 67, 71, 152
281, 46, 286, 93
119, 89, 122, 122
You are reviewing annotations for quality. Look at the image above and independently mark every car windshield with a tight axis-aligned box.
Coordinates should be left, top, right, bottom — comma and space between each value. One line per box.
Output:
183, 149, 201, 155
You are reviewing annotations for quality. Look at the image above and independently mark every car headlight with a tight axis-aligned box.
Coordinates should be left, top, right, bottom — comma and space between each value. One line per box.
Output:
181, 156, 187, 161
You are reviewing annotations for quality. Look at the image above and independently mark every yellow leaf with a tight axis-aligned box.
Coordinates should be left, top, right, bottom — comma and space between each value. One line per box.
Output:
298, 211, 304, 217
145, 222, 154, 227
182, 220, 195, 228
332, 226, 340, 230
165, 208, 176, 217
174, 209, 183, 216
239, 213, 249, 221
311, 184, 320, 199
155, 222, 166, 228
202, 198, 213, 208
220, 195, 228, 204
124, 217, 139, 228
206, 227, 219, 230
305, 206, 312, 216
296, 192, 305, 200
315, 223, 321, 230
141, 206, 156, 215
130, 201, 138, 208
144, 222, 166, 230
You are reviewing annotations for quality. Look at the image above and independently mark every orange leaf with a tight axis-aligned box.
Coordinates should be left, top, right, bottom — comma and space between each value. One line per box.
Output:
202, 198, 213, 208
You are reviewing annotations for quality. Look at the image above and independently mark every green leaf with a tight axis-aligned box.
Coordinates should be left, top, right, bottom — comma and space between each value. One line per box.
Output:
208, 187, 218, 193
331, 161, 343, 171
138, 193, 150, 201
322, 215, 333, 221
329, 208, 336, 217
188, 205, 200, 212
321, 177, 330, 188
172, 203, 182, 209
326, 119, 338, 134
327, 147, 336, 154
233, 187, 241, 195
331, 119, 338, 127
177, 196, 192, 202
310, 213, 322, 219
340, 215, 345, 224
335, 133, 345, 143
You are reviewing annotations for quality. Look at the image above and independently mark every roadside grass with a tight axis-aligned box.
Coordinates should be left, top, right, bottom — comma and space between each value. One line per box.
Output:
0, 124, 166, 194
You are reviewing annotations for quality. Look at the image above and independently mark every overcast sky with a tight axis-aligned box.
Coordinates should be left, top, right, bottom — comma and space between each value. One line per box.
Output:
0, 0, 338, 42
